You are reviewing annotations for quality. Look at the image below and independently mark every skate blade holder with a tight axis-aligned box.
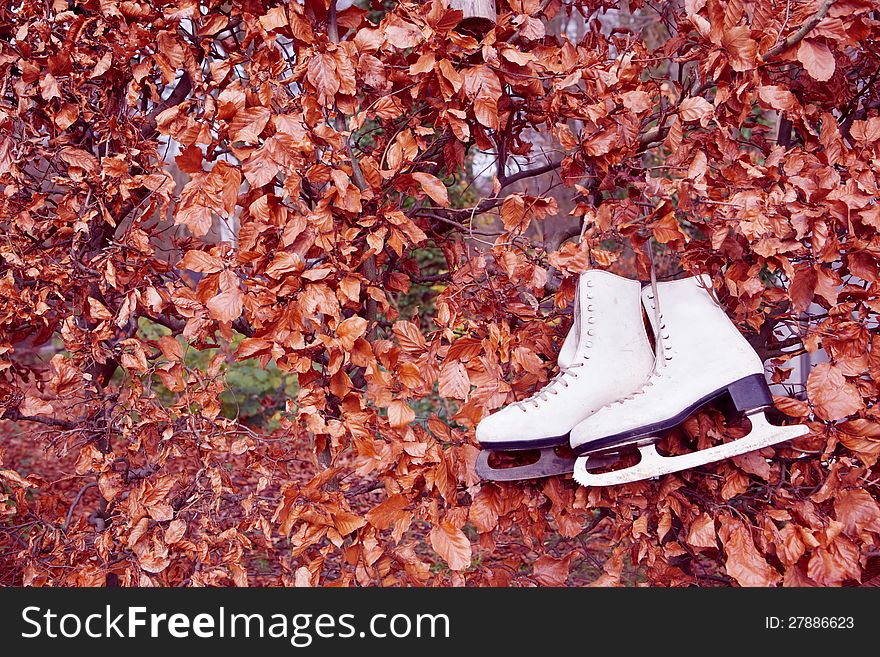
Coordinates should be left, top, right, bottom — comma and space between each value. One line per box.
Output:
572, 412, 809, 487
476, 446, 619, 482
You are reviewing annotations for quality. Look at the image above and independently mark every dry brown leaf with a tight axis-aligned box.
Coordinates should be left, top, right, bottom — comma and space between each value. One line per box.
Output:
429, 522, 471, 571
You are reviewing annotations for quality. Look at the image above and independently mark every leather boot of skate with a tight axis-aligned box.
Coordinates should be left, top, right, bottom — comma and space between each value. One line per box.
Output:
475, 270, 655, 481
569, 274, 809, 487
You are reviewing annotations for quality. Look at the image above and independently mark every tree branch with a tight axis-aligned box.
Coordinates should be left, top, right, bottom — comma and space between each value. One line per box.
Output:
3, 408, 76, 429
500, 160, 561, 187
762, 0, 836, 61
141, 71, 193, 137
63, 481, 98, 531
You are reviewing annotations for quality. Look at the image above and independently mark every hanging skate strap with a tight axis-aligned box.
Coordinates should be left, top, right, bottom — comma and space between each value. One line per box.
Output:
643, 240, 664, 367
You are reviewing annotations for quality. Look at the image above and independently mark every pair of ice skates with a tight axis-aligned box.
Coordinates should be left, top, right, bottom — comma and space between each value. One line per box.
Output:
475, 271, 809, 486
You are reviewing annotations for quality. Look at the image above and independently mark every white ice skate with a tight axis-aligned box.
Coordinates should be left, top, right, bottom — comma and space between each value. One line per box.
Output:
570, 274, 809, 487
476, 270, 655, 481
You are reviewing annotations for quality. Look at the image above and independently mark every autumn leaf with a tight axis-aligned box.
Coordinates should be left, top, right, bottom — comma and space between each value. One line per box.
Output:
533, 554, 572, 586
366, 494, 408, 530
306, 53, 340, 106
59, 146, 99, 174
181, 250, 224, 273
686, 514, 717, 550
411, 172, 449, 207
721, 26, 757, 72
438, 360, 470, 399
468, 488, 499, 533
789, 264, 817, 314
0, 469, 37, 489
429, 522, 471, 571
336, 315, 368, 351
176, 204, 214, 237
164, 519, 187, 545
807, 363, 864, 421
797, 39, 835, 82
718, 514, 781, 587
393, 321, 427, 352
757, 85, 795, 112
834, 489, 880, 537
679, 97, 713, 124
387, 400, 415, 428
229, 106, 271, 143
207, 287, 243, 323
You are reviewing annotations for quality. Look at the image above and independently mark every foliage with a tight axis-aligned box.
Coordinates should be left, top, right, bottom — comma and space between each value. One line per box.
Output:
1, 0, 880, 587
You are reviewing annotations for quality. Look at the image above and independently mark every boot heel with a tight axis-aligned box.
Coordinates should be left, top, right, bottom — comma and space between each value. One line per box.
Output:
726, 374, 773, 414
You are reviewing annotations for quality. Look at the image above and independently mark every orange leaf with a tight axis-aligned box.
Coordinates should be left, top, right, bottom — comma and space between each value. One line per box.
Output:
686, 514, 717, 550
337, 315, 368, 351
438, 360, 470, 399
718, 513, 781, 586
207, 287, 243, 323
393, 321, 427, 352
679, 96, 713, 124
366, 493, 408, 530
229, 106, 271, 143
411, 172, 449, 207
807, 363, 863, 421
533, 554, 571, 586
834, 489, 880, 537
797, 39, 835, 82
181, 250, 224, 273
429, 522, 471, 571
721, 26, 757, 72
306, 52, 339, 106
387, 400, 414, 428
757, 85, 795, 112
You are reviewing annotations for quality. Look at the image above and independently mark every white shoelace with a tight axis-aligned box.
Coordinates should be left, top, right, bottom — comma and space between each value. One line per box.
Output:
608, 244, 672, 406
514, 362, 585, 410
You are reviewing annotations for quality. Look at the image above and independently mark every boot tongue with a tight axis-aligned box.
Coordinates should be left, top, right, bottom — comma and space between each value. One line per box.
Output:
556, 277, 581, 369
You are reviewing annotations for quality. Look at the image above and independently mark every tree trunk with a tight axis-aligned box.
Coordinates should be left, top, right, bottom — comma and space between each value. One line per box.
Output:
450, 0, 496, 34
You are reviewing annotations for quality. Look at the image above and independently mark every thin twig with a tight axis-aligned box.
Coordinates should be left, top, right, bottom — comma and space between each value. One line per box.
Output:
63, 482, 98, 531
762, 0, 837, 61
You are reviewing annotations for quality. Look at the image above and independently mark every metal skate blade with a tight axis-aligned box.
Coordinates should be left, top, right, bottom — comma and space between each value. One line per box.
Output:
572, 413, 809, 487
476, 447, 619, 482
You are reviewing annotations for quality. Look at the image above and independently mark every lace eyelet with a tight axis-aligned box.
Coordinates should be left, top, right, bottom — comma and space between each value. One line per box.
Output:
587, 329, 595, 336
